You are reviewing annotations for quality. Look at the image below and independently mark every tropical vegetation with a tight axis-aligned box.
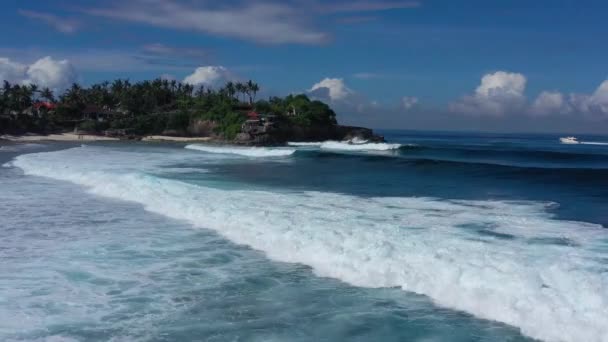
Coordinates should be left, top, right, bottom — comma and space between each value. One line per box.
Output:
0, 78, 337, 139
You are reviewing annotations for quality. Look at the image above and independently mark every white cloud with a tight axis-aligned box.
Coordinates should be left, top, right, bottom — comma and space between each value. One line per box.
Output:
309, 78, 353, 101
450, 71, 527, 116
572, 80, 608, 117
0, 56, 77, 91
160, 73, 176, 81
0, 58, 27, 83
19, 10, 79, 34
183, 66, 232, 87
530, 91, 568, 116
24, 57, 77, 90
402, 96, 419, 110
475, 71, 526, 97
85, 0, 327, 45
317, 1, 421, 13
142, 43, 208, 59
528, 80, 608, 119
353, 72, 381, 80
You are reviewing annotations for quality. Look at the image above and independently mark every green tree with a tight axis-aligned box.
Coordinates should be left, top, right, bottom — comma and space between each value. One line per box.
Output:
40, 87, 55, 103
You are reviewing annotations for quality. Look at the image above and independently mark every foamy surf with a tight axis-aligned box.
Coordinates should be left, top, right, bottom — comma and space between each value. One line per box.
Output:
287, 142, 323, 147
320, 141, 402, 151
10, 147, 608, 342
0, 143, 45, 152
185, 144, 295, 157
288, 141, 402, 151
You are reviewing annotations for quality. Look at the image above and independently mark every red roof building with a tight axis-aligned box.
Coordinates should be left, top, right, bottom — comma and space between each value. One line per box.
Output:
33, 102, 57, 110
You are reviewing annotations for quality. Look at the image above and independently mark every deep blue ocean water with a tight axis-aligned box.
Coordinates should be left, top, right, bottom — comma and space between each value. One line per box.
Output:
1, 131, 607, 342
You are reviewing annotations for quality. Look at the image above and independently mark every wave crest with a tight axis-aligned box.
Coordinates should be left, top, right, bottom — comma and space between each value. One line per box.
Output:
185, 144, 295, 157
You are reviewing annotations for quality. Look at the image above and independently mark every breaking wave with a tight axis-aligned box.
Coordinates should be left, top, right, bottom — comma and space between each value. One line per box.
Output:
185, 144, 295, 157
287, 142, 324, 147
320, 141, 402, 151
10, 147, 608, 342
288, 141, 402, 151
0, 143, 45, 152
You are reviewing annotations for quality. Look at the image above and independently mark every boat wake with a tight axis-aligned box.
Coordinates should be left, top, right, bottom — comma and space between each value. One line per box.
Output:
560, 137, 608, 146
580, 141, 608, 146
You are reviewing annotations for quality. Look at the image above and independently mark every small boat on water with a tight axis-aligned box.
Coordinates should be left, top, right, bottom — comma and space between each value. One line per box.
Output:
560, 136, 579, 144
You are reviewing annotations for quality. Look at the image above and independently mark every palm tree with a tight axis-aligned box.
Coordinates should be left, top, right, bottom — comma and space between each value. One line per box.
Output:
3, 80, 12, 93
250, 81, 259, 104
15, 85, 33, 111
225, 81, 236, 99
195, 86, 206, 98
64, 83, 84, 108
28, 84, 39, 101
182, 83, 194, 97
40, 87, 55, 103
243, 80, 260, 104
235, 82, 246, 103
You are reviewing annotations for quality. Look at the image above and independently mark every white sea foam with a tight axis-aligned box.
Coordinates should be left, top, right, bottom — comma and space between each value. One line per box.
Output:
0, 143, 45, 152
320, 141, 402, 151
185, 144, 295, 157
11, 147, 608, 342
287, 142, 323, 147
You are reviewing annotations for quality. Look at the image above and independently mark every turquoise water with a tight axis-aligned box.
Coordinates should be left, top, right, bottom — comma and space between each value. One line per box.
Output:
1, 132, 608, 342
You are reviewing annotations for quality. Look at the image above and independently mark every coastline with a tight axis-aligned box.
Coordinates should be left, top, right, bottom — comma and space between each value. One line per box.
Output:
1, 133, 119, 142
141, 135, 213, 142
1, 133, 215, 143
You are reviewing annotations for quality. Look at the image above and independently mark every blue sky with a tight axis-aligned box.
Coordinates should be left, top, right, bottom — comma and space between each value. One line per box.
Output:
1, 0, 608, 133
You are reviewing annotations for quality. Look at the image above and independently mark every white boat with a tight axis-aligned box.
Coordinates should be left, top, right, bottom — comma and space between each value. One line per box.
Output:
560, 136, 579, 144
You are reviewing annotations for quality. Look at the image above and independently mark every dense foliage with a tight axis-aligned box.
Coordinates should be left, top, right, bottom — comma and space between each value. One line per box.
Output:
0, 78, 338, 138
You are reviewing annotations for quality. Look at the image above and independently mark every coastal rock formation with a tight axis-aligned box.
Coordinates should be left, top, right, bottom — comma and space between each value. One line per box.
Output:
233, 122, 385, 146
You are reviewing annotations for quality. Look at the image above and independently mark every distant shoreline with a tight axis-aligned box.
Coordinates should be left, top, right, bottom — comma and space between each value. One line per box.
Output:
1, 133, 214, 143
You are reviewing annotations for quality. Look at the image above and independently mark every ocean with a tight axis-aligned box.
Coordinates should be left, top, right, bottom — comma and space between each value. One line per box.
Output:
1, 131, 607, 342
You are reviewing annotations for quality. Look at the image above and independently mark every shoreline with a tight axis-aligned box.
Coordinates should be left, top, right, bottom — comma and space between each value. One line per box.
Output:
1, 133, 215, 143
141, 135, 213, 142
1, 133, 120, 142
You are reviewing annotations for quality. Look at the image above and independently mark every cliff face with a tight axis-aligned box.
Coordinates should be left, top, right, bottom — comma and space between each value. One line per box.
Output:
234, 122, 385, 145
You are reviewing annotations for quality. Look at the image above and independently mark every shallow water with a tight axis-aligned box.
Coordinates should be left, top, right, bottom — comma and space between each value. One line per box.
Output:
2, 132, 608, 342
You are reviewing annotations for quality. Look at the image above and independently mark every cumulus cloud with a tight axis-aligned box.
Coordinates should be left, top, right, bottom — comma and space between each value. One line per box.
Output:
571, 80, 608, 118
530, 91, 568, 116
402, 96, 419, 110
183, 66, 233, 87
450, 71, 527, 116
24, 57, 77, 90
19, 10, 80, 34
309, 78, 353, 101
0, 58, 27, 83
85, 0, 327, 45
528, 80, 608, 119
0, 56, 77, 91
